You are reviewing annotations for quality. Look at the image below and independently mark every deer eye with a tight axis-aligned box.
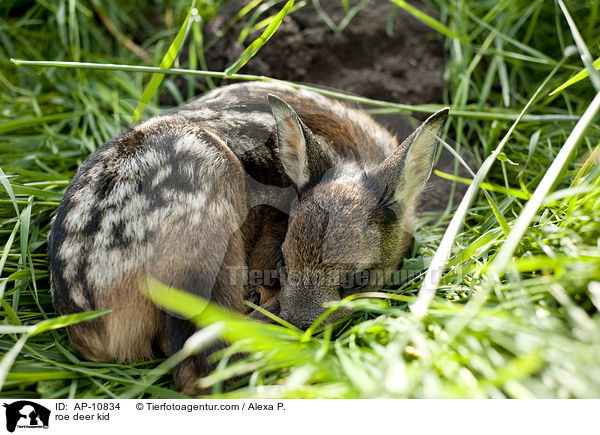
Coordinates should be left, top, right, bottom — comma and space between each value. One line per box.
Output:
341, 270, 370, 294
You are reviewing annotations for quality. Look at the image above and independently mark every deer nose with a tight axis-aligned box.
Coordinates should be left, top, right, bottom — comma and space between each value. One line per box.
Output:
279, 310, 313, 330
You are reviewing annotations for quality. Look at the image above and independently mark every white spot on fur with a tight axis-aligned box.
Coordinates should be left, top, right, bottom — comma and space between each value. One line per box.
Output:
63, 190, 95, 232
151, 166, 172, 187
173, 134, 229, 182
70, 285, 92, 310
104, 180, 135, 206
58, 238, 83, 278
119, 148, 162, 178
86, 246, 141, 298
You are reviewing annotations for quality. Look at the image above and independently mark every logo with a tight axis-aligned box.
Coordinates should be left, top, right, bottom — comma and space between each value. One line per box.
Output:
2, 401, 50, 433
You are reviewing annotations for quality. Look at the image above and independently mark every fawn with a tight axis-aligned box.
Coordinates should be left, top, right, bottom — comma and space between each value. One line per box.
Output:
48, 82, 448, 394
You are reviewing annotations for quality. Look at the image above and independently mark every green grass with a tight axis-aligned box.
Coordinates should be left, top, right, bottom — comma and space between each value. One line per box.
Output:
1, 0, 600, 398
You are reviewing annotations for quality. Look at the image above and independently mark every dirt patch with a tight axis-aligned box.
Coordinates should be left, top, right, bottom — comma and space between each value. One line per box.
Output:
204, 0, 445, 137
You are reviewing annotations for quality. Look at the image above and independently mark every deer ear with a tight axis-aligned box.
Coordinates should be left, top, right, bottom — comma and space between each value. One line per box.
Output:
370, 107, 449, 204
268, 94, 332, 188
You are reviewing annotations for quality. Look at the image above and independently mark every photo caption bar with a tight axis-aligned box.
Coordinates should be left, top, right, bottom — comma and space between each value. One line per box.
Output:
1, 399, 598, 434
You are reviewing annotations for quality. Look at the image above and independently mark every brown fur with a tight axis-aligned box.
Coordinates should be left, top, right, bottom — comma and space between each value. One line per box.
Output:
66, 275, 163, 363
103, 276, 164, 362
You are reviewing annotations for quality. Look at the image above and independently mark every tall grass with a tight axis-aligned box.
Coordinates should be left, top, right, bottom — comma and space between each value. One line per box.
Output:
0, 0, 599, 398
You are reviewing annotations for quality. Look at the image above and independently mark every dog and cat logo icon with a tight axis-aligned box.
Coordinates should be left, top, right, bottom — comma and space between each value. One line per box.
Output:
2, 401, 50, 432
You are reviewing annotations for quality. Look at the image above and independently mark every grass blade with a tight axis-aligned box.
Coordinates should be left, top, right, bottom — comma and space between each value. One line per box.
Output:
0, 335, 29, 391
411, 61, 563, 319
490, 90, 600, 279
11, 59, 582, 122
388, 0, 464, 42
549, 57, 600, 95
132, 3, 198, 122
0, 113, 77, 134
557, 0, 600, 92
224, 0, 295, 77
